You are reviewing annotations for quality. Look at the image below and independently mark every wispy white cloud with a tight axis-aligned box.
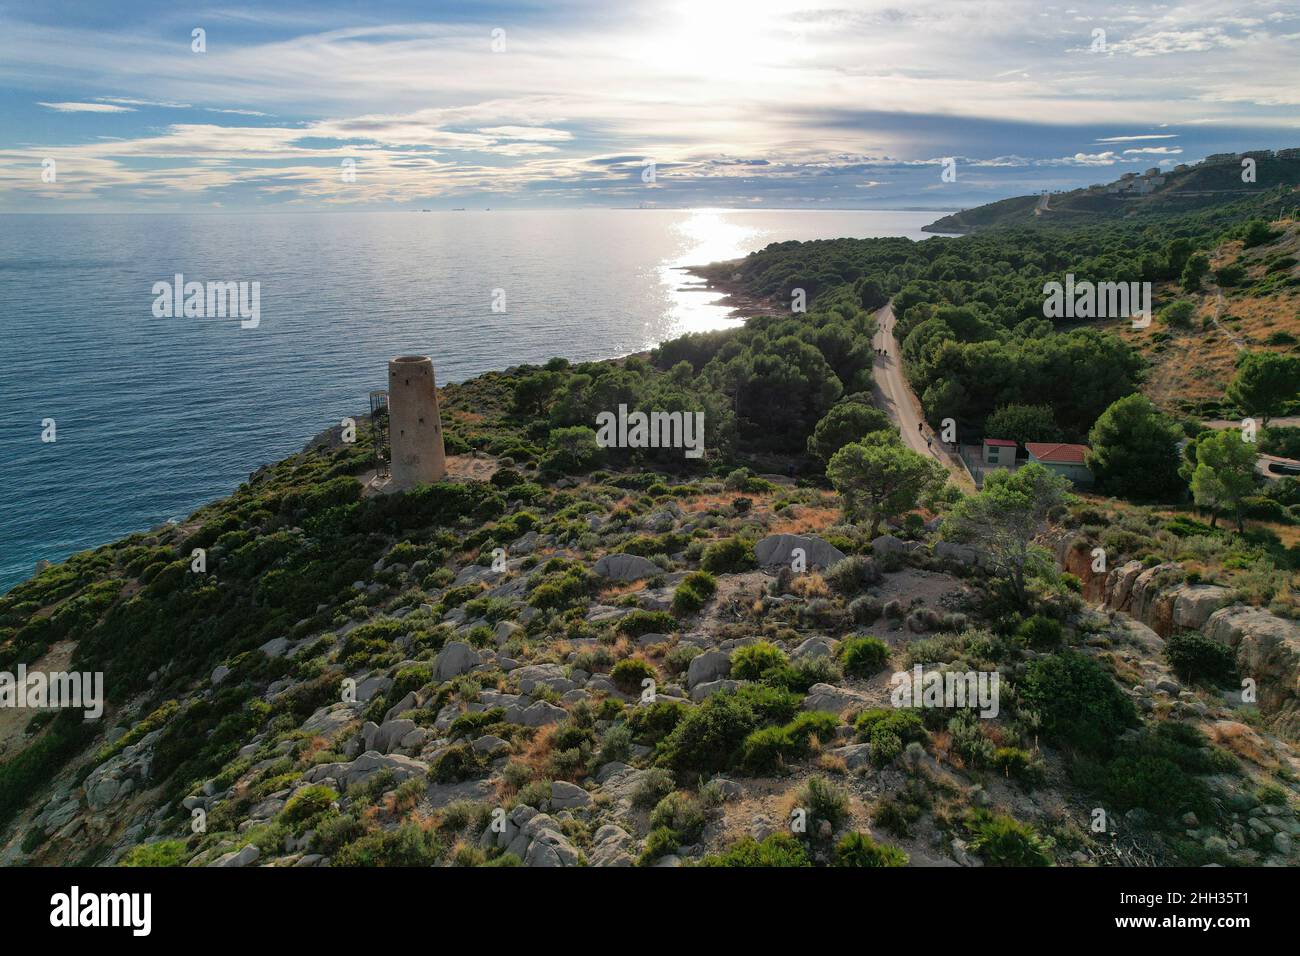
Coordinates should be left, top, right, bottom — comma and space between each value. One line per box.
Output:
38, 101, 135, 113
1095, 134, 1179, 142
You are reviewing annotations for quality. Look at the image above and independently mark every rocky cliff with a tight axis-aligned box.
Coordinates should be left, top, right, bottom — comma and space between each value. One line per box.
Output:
1057, 535, 1300, 736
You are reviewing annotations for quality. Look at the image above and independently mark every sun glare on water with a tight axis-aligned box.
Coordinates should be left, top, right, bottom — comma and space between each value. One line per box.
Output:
657, 208, 766, 339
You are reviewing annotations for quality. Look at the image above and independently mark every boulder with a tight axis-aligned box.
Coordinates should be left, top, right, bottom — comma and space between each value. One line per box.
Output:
792, 636, 838, 661
1169, 584, 1232, 630
494, 620, 524, 647
1102, 560, 1146, 612
691, 678, 740, 701
435, 641, 481, 681
755, 533, 846, 570
209, 844, 260, 868
1204, 605, 1300, 731
520, 813, 581, 867
300, 704, 357, 741
589, 825, 636, 867
643, 510, 677, 533
384, 691, 419, 722
472, 735, 510, 755
550, 781, 592, 810
829, 743, 874, 770
871, 535, 919, 557
354, 675, 392, 702
259, 636, 292, 658
802, 683, 867, 714
505, 700, 567, 727
362, 718, 417, 754
303, 751, 428, 790
686, 649, 731, 689
594, 553, 660, 581
933, 540, 986, 568
514, 663, 574, 695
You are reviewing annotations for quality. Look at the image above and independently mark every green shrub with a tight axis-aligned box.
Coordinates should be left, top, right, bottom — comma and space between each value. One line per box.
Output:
656, 686, 799, 776
730, 641, 788, 680
1018, 651, 1136, 755
0, 711, 96, 830
1166, 631, 1236, 685
281, 784, 338, 827
1100, 754, 1201, 819
839, 636, 890, 677
628, 700, 688, 745
649, 791, 706, 843
315, 811, 367, 855
638, 826, 680, 866
544, 426, 604, 473
448, 707, 506, 739
825, 555, 882, 594
120, 840, 189, 867
834, 831, 908, 867
630, 767, 677, 809
794, 776, 850, 834
671, 571, 718, 616
611, 657, 657, 694
1159, 299, 1196, 328
333, 822, 442, 866
663, 643, 702, 675
849, 595, 883, 624
967, 811, 1053, 866
739, 711, 840, 773
429, 744, 487, 783
854, 708, 926, 765
991, 746, 1040, 782
616, 610, 677, 638
700, 537, 757, 573
1015, 614, 1062, 648
1091, 722, 1217, 820
699, 833, 811, 867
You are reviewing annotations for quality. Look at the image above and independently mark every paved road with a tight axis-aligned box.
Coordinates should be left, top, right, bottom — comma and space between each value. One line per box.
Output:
870, 302, 973, 489
1201, 418, 1300, 479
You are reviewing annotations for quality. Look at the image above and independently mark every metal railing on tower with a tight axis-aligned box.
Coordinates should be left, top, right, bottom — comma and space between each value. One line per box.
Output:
368, 389, 390, 478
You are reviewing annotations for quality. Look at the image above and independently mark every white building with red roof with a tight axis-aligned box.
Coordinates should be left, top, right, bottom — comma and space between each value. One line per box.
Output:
980, 438, 1017, 466
1024, 442, 1094, 485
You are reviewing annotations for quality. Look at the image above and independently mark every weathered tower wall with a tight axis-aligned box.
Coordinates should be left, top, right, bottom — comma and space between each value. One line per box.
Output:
387, 355, 447, 488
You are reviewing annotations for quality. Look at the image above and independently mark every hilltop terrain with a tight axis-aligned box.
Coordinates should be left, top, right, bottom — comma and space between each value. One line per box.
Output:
925, 150, 1300, 234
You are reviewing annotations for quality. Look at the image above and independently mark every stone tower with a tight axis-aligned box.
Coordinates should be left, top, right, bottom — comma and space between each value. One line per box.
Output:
387, 355, 447, 488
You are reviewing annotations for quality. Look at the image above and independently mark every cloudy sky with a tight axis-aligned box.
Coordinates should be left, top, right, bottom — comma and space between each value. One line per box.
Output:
1, 0, 1298, 210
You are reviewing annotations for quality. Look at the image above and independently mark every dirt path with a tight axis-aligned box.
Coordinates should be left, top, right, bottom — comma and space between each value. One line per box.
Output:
871, 303, 974, 491
1205, 284, 1247, 351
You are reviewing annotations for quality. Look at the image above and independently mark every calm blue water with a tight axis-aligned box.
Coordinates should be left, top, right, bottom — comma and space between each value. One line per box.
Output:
0, 209, 937, 593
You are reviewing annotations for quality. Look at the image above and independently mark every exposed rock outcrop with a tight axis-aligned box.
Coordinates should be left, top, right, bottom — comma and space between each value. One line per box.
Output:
754, 533, 845, 570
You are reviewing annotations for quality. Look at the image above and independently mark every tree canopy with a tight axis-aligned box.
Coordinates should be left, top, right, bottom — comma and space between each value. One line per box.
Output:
827, 432, 947, 538
1086, 394, 1185, 501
